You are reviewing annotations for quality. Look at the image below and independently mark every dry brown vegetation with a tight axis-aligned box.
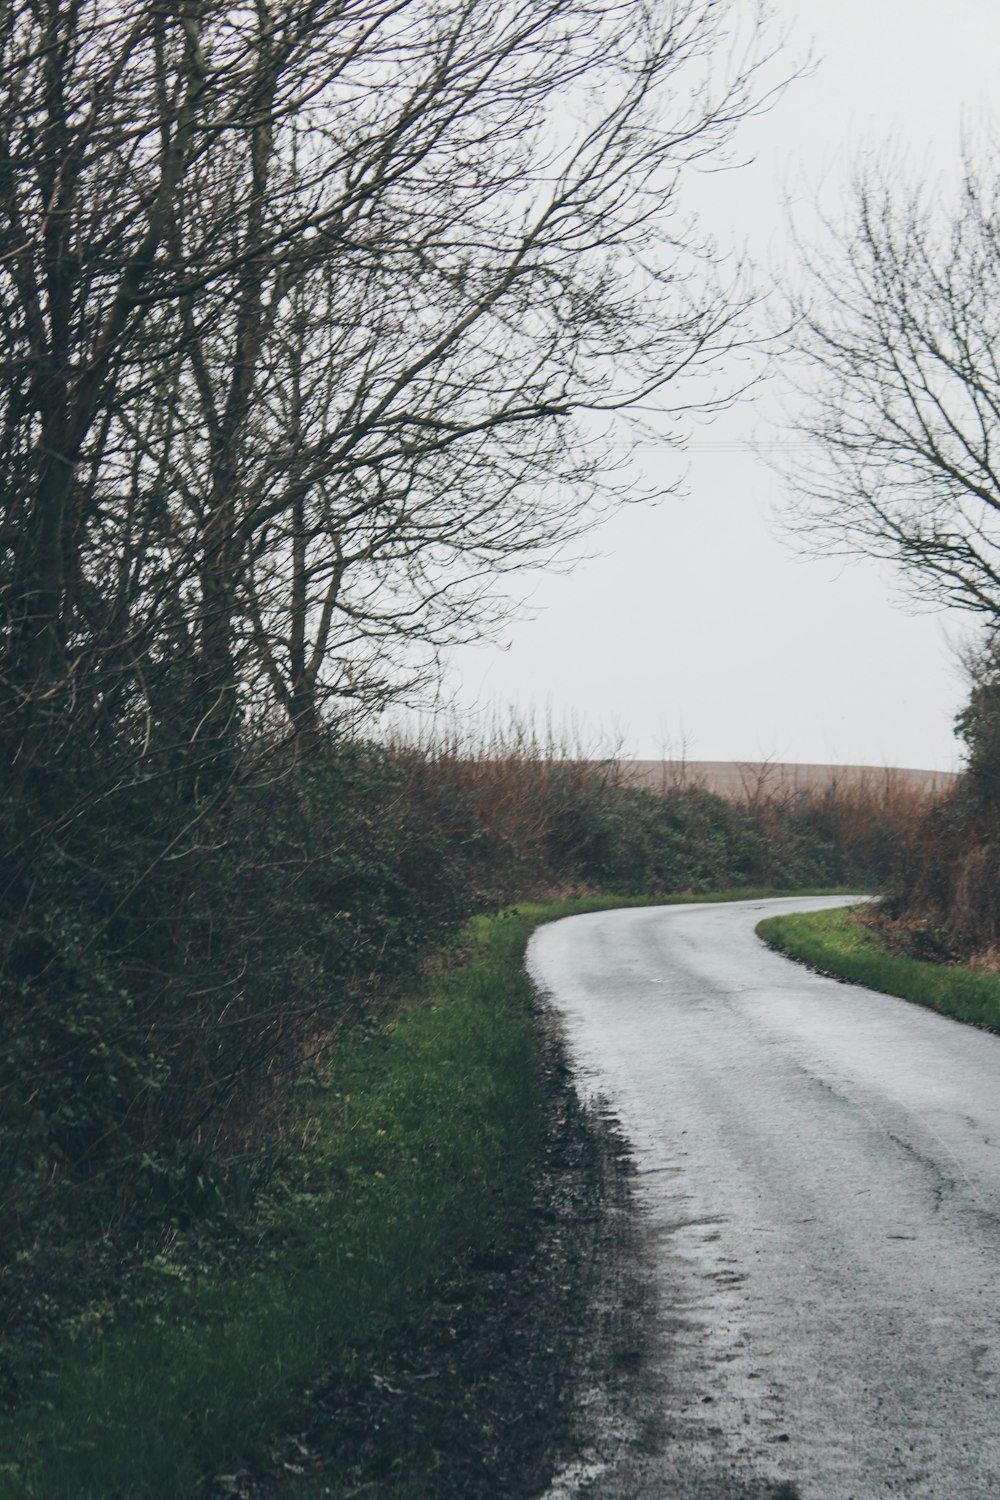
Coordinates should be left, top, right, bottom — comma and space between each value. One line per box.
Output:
388, 736, 950, 902
872, 794, 1000, 967
859, 645, 1000, 967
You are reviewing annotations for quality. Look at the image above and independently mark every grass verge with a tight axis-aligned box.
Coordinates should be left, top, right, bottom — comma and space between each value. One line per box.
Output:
1, 888, 853, 1499
757, 904, 1000, 1032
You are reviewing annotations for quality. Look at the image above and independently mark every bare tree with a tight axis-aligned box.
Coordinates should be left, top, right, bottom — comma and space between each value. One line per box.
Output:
780, 151, 1000, 626
0, 0, 781, 764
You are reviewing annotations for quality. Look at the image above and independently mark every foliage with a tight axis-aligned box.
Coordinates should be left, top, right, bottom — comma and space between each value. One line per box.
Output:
0, 724, 931, 1498
548, 779, 763, 892
544, 764, 919, 894
392, 739, 919, 903
953, 636, 1000, 812
860, 648, 1000, 965
0, 735, 473, 1388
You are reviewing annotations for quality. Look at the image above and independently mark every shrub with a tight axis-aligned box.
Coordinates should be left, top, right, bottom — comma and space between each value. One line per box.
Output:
0, 734, 475, 1380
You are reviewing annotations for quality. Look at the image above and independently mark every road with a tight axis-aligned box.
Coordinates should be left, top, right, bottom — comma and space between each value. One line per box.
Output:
528, 896, 1000, 1500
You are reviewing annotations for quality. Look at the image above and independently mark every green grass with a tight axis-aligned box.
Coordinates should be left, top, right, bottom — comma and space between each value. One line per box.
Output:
0, 888, 857, 1499
0, 906, 544, 1499
757, 904, 1000, 1031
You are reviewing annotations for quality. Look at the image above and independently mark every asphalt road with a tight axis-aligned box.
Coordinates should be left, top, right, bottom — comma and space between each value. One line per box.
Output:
528, 896, 1000, 1500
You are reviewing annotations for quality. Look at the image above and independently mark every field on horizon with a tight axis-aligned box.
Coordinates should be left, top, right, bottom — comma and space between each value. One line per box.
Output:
622, 760, 958, 800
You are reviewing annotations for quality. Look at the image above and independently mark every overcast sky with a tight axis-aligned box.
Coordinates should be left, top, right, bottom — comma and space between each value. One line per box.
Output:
432, 0, 1000, 772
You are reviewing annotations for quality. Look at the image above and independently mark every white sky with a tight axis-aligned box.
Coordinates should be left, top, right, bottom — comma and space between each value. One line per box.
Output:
434, 0, 1000, 771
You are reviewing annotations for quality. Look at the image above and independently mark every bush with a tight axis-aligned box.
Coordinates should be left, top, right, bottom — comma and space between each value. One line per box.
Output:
0, 734, 476, 1382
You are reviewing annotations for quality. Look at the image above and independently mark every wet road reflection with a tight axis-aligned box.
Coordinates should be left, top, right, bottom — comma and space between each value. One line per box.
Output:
529, 896, 1000, 1500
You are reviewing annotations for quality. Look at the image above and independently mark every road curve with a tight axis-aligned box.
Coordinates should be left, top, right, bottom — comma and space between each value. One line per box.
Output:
528, 896, 1000, 1500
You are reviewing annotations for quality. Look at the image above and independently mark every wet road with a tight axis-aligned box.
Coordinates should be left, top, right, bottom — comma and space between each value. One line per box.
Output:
528, 896, 1000, 1500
